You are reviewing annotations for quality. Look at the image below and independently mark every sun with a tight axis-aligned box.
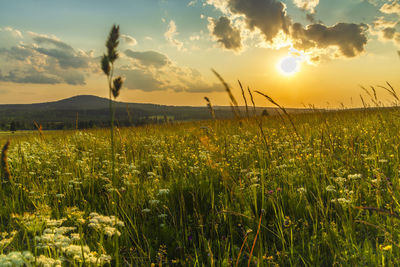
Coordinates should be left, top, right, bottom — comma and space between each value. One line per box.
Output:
278, 56, 300, 76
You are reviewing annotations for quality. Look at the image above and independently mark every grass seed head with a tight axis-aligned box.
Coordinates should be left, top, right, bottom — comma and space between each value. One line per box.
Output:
112, 76, 123, 98
1, 140, 12, 183
101, 54, 110, 75
106, 24, 120, 63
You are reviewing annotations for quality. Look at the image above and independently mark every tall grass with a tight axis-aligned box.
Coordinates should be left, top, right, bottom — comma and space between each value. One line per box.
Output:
0, 106, 400, 265
101, 25, 124, 185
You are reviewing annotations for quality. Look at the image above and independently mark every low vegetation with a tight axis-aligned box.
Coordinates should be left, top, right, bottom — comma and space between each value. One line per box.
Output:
0, 107, 400, 265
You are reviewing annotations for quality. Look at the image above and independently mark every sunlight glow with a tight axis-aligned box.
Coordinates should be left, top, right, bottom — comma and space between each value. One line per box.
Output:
278, 56, 300, 76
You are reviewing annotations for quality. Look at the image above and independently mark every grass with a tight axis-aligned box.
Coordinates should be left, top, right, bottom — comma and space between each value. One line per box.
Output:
0, 107, 400, 265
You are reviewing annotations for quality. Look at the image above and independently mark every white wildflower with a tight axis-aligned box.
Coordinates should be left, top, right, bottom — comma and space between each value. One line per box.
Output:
326, 185, 336, 192
36, 255, 62, 267
333, 177, 346, 185
348, 173, 362, 179
158, 189, 170, 196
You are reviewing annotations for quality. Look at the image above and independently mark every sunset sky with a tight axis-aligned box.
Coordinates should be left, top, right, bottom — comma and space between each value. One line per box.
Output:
0, 0, 399, 108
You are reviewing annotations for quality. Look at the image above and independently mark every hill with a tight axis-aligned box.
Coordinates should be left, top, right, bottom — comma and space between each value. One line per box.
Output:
0, 95, 311, 130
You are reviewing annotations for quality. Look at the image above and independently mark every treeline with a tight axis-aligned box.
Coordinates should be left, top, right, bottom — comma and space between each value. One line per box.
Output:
1, 116, 178, 131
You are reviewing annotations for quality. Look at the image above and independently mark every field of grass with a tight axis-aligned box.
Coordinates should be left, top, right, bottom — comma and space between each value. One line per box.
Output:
1, 108, 400, 266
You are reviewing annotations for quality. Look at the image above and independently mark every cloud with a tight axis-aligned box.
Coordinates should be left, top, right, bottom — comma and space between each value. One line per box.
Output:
226, 0, 290, 42
28, 33, 90, 69
206, 0, 369, 60
380, 1, 400, 14
0, 27, 23, 38
117, 49, 222, 93
209, 16, 242, 51
293, 0, 319, 13
383, 27, 396, 39
121, 34, 137, 46
0, 27, 24, 49
0, 29, 94, 85
164, 20, 184, 50
0, 69, 60, 84
119, 65, 223, 93
291, 22, 369, 57
124, 50, 170, 68
372, 17, 400, 45
29, 32, 74, 51
119, 68, 164, 91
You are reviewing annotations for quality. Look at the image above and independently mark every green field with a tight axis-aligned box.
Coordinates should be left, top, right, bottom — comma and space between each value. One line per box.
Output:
1, 108, 400, 266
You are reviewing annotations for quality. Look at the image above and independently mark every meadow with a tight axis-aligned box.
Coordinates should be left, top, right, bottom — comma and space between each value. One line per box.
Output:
0, 106, 400, 266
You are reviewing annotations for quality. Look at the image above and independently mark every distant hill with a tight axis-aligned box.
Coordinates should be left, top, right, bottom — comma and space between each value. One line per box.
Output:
0, 95, 313, 130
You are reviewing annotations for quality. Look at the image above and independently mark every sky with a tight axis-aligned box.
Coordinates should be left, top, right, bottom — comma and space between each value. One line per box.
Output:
0, 0, 399, 108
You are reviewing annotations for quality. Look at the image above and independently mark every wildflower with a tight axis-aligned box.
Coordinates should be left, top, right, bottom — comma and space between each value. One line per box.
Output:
36, 255, 62, 267
283, 216, 291, 227
158, 189, 170, 196
0, 231, 17, 250
104, 226, 121, 237
0, 251, 33, 266
333, 177, 346, 185
88, 212, 124, 237
45, 218, 67, 227
326, 185, 336, 192
348, 173, 362, 179
297, 187, 307, 193
142, 208, 151, 213
70, 233, 80, 241
380, 244, 392, 251
158, 214, 168, 219
147, 172, 156, 177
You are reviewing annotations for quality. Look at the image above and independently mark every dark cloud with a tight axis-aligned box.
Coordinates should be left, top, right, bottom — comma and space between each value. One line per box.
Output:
56, 70, 86, 85
0, 66, 86, 85
32, 35, 74, 51
0, 46, 33, 61
117, 57, 223, 93
210, 16, 242, 51
124, 50, 170, 68
291, 22, 368, 57
30, 34, 89, 69
306, 13, 316, 23
383, 27, 396, 39
0, 31, 93, 85
34, 47, 89, 69
227, 0, 290, 41
0, 69, 60, 84
119, 66, 223, 93
119, 68, 164, 91
207, 0, 370, 60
